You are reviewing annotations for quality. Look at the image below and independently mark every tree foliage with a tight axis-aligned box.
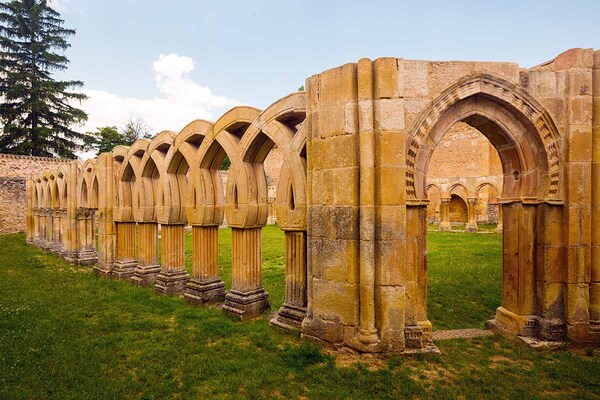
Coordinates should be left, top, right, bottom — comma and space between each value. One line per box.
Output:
84, 117, 153, 156
0, 0, 88, 158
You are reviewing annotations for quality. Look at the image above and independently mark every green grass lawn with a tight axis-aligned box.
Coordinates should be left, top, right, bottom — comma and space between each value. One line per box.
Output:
1, 230, 599, 399
427, 230, 502, 330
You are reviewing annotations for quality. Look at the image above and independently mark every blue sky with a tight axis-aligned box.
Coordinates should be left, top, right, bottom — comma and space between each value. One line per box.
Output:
47, 0, 600, 136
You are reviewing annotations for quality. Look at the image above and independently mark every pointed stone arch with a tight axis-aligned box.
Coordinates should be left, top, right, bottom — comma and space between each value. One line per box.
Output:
406, 74, 563, 204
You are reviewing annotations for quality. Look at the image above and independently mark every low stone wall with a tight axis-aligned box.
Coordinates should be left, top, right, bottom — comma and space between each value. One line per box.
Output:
0, 154, 70, 234
0, 177, 26, 233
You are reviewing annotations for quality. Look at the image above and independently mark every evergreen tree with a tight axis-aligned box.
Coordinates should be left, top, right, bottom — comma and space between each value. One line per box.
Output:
0, 0, 88, 158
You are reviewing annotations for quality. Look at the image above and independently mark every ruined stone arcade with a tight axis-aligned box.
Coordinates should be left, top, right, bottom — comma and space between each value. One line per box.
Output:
27, 48, 600, 353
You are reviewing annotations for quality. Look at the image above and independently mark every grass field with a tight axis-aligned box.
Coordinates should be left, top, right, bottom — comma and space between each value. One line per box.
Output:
1, 229, 599, 399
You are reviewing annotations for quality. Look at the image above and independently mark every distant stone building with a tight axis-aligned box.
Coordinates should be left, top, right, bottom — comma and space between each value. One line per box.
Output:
0, 154, 70, 234
426, 122, 503, 230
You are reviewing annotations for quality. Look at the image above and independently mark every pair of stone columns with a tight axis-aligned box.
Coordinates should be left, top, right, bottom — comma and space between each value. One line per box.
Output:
438, 197, 503, 232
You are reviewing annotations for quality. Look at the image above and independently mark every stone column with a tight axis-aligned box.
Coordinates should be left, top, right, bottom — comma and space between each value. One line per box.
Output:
25, 179, 34, 244
95, 153, 117, 277
496, 204, 503, 233
64, 161, 80, 263
465, 197, 478, 232
34, 208, 44, 247
270, 231, 307, 330
60, 209, 68, 256
75, 209, 98, 265
222, 227, 269, 319
32, 208, 40, 245
439, 198, 451, 231
51, 208, 63, 254
131, 222, 161, 286
155, 224, 190, 295
43, 208, 52, 250
591, 49, 600, 334
489, 202, 537, 338
112, 221, 137, 279
184, 225, 226, 305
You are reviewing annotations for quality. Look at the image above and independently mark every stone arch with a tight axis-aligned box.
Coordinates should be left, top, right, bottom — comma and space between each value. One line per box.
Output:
404, 73, 565, 345
139, 131, 175, 223
42, 172, 51, 208
425, 183, 442, 223
474, 181, 501, 225
117, 140, 149, 222
32, 180, 39, 208
79, 160, 98, 210
448, 183, 469, 200
57, 166, 69, 209
239, 92, 307, 230
406, 74, 563, 203
164, 120, 211, 225
195, 106, 260, 228
50, 174, 59, 209
475, 181, 500, 199
448, 194, 468, 223
235, 93, 309, 328
111, 145, 129, 212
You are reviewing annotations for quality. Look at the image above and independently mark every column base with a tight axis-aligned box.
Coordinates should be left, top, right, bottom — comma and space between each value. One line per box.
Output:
93, 263, 113, 278
465, 223, 478, 233
488, 307, 537, 338
588, 322, 600, 344
495, 224, 503, 233
111, 258, 137, 280
404, 320, 434, 349
222, 288, 270, 320
270, 303, 307, 332
300, 315, 345, 348
155, 269, 190, 296
536, 317, 566, 342
71, 249, 98, 265
50, 242, 61, 254
184, 277, 226, 306
439, 223, 451, 232
131, 264, 161, 287
51, 243, 67, 257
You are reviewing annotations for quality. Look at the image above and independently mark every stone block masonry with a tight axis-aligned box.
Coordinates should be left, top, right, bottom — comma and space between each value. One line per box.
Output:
0, 154, 70, 234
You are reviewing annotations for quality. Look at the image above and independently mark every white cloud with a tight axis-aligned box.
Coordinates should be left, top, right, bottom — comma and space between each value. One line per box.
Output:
47, 0, 84, 15
77, 53, 239, 155
47, 0, 66, 11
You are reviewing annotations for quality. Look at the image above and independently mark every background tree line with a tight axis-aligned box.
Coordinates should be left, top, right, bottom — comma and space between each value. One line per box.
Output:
0, 0, 152, 159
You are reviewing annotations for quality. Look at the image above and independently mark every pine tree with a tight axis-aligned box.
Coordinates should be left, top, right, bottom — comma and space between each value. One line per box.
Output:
0, 0, 88, 158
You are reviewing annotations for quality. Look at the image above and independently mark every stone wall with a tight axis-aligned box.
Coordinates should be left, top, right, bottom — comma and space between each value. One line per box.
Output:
427, 122, 503, 223
0, 154, 70, 234
429, 122, 502, 179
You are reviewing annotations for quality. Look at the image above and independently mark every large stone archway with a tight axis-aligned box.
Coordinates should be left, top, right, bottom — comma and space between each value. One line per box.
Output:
405, 76, 564, 347
302, 49, 600, 353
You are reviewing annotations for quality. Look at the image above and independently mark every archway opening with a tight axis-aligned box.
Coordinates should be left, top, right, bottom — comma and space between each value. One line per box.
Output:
448, 194, 468, 225
409, 89, 559, 340
426, 122, 503, 331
